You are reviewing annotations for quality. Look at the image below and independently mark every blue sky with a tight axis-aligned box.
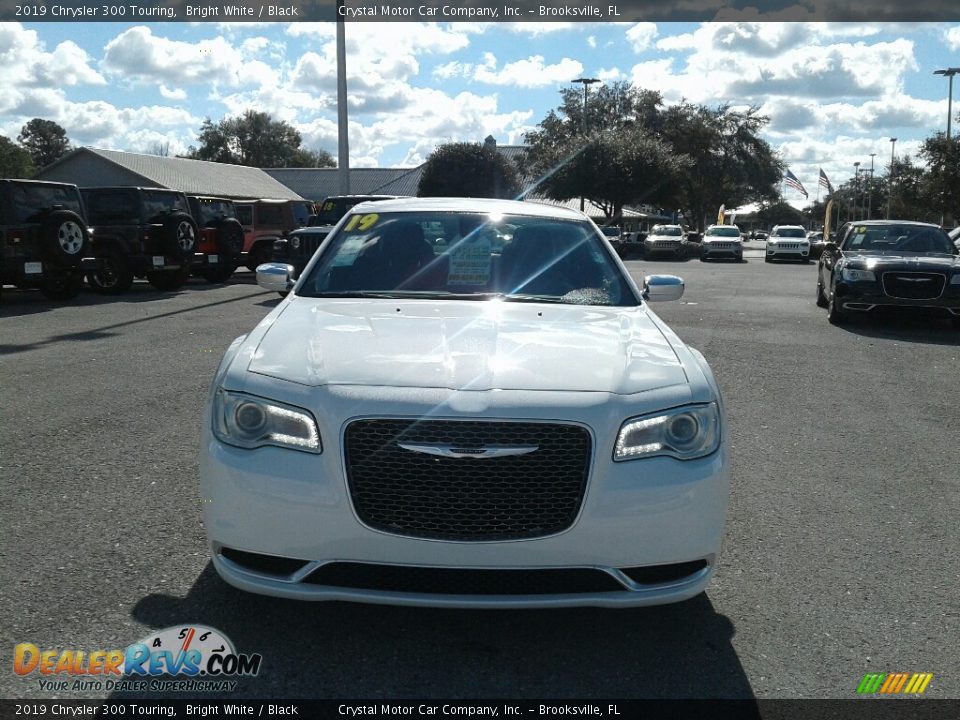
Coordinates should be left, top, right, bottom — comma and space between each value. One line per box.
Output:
2, 21, 960, 205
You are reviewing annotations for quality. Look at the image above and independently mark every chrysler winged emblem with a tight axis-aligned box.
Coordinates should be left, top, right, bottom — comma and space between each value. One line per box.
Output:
398, 443, 539, 459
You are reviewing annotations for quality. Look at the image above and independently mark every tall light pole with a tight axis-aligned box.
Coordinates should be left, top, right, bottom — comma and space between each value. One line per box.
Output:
887, 138, 897, 220
336, 0, 350, 194
866, 153, 876, 219
934, 68, 960, 140
571, 77, 600, 213
853, 161, 861, 221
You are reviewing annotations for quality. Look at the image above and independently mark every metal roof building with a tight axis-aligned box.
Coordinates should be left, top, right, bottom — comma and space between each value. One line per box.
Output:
37, 147, 305, 200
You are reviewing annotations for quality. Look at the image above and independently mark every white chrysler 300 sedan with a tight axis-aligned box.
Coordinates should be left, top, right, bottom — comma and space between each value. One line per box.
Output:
200, 198, 730, 608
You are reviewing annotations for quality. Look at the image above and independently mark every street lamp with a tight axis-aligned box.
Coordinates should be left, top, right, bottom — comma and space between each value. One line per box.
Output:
933, 68, 960, 140
853, 161, 861, 221
887, 138, 897, 220
571, 77, 600, 212
336, 0, 350, 194
866, 153, 876, 219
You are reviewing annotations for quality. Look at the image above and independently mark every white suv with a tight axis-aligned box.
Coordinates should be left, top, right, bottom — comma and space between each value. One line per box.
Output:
766, 225, 810, 263
700, 225, 744, 261
643, 224, 687, 259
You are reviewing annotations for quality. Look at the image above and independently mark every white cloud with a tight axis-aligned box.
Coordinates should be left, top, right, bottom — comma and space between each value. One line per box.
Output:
587, 36, 597, 49
159, 85, 187, 101
473, 54, 584, 88
0, 24, 105, 91
626, 23, 658, 53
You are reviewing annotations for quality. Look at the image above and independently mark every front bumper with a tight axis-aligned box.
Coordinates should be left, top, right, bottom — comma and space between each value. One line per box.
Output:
643, 241, 685, 256
766, 245, 809, 260
200, 384, 730, 608
701, 243, 742, 259
834, 281, 960, 315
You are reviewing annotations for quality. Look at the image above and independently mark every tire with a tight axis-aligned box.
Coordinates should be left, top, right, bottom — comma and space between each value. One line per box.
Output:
147, 265, 191, 291
246, 244, 272, 273
163, 213, 199, 260
199, 263, 238, 283
39, 268, 84, 301
87, 253, 134, 295
699, 255, 708, 262
816, 276, 828, 308
764, 255, 772, 263
42, 210, 89, 267
827, 290, 847, 325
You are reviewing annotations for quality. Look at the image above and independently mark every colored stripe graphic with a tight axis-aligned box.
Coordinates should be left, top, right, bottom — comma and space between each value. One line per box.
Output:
857, 673, 933, 695
857, 674, 886, 694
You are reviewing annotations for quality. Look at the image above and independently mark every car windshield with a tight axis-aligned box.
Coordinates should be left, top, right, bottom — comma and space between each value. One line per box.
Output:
9, 184, 84, 223
653, 226, 683, 236
774, 228, 806, 238
600, 226, 621, 237
299, 211, 638, 306
706, 227, 741, 237
193, 200, 234, 225
292, 201, 312, 227
843, 224, 956, 254
142, 191, 188, 222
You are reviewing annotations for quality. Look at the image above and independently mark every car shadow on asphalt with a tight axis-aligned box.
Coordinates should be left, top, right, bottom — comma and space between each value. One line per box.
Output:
831, 313, 960, 346
113, 563, 758, 703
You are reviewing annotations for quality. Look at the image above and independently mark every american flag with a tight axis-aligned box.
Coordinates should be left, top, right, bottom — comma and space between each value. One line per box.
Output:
784, 169, 808, 198
818, 168, 834, 194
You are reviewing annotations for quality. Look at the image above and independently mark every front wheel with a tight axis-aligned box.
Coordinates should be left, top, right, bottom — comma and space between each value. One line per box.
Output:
827, 291, 847, 325
147, 266, 191, 291
199, 263, 238, 283
39, 269, 84, 301
816, 276, 828, 308
764, 255, 772, 263
246, 245, 271, 273
87, 254, 134, 295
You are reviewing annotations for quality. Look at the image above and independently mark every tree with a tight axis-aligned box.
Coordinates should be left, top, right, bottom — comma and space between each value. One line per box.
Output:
18, 118, 71, 169
522, 82, 686, 220
289, 147, 336, 168
417, 142, 520, 199
659, 103, 782, 230
187, 111, 331, 168
919, 133, 960, 223
0, 136, 36, 179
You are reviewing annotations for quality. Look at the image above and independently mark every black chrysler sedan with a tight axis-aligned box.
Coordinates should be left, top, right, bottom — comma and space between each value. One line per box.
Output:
816, 220, 960, 327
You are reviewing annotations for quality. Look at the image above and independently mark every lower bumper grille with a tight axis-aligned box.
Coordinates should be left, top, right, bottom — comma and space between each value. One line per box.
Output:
882, 272, 945, 300
344, 419, 592, 541
304, 563, 625, 595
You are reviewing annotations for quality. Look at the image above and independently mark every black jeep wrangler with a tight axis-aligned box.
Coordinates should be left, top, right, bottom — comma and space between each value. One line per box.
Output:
0, 179, 93, 300
81, 187, 199, 293
272, 195, 394, 275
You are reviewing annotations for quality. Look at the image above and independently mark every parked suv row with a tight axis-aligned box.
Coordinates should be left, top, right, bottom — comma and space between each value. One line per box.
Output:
2, 179, 317, 301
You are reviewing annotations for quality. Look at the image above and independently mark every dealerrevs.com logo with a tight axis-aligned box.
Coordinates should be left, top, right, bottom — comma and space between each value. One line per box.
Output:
13, 625, 262, 693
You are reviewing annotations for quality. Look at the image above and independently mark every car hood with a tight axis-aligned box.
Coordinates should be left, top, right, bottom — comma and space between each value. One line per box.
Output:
246, 298, 688, 393
842, 252, 959, 271
702, 236, 741, 243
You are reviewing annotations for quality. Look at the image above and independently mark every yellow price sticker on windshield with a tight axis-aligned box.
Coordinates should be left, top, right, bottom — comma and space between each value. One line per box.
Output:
343, 213, 380, 232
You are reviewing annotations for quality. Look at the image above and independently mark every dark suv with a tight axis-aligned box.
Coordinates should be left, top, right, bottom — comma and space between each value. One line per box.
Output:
81, 187, 199, 293
187, 196, 244, 283
1, 179, 93, 300
272, 195, 395, 275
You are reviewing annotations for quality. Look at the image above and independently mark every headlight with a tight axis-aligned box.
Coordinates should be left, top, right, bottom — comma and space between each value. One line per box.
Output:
841, 268, 876, 282
614, 403, 720, 461
213, 389, 321, 453
290, 236, 301, 250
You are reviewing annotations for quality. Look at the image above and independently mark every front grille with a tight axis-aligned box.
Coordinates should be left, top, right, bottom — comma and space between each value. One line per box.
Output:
304, 563, 624, 594
882, 272, 945, 300
774, 243, 800, 249
344, 420, 592, 541
296, 234, 327, 258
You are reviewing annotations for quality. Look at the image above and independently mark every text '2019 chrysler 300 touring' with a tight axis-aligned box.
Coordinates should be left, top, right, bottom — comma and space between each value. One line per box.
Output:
200, 198, 730, 608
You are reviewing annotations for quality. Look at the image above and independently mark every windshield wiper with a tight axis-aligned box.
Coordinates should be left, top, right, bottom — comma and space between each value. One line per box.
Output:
501, 293, 572, 304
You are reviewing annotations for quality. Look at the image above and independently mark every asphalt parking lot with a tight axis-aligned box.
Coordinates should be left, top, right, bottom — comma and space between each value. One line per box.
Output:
1, 256, 958, 700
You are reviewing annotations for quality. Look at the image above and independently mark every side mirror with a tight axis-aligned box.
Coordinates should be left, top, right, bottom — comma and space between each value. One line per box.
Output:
824, 242, 838, 253
256, 263, 296, 292
643, 274, 684, 302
